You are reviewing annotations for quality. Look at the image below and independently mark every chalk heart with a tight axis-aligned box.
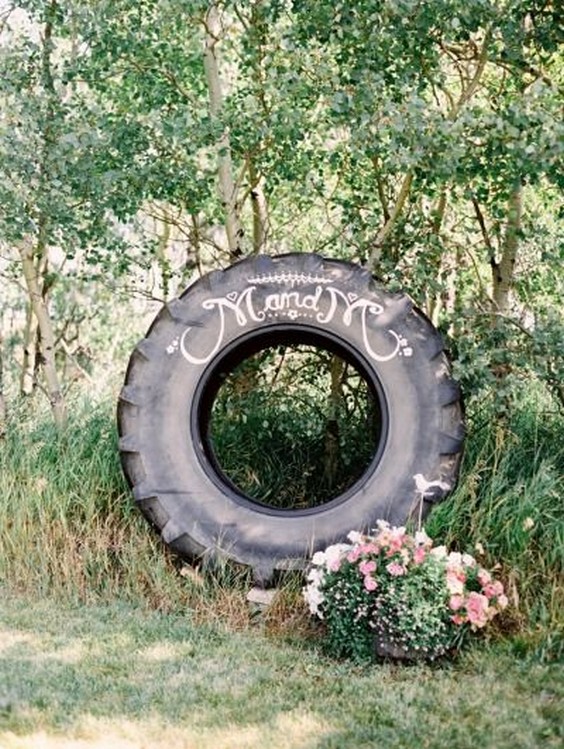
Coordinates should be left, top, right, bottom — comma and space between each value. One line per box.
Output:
347, 292, 358, 302
226, 291, 238, 302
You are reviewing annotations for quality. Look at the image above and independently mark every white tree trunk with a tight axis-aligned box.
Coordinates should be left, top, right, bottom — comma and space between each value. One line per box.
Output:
0, 330, 6, 436
493, 183, 522, 316
249, 159, 268, 253
20, 302, 39, 395
18, 239, 66, 428
203, 3, 242, 258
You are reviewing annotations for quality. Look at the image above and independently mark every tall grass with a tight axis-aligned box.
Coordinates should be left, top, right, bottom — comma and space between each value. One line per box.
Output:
0, 395, 251, 621
427, 390, 564, 652
0, 386, 562, 654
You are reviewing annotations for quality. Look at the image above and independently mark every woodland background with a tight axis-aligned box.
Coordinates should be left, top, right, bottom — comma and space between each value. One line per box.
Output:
0, 0, 562, 659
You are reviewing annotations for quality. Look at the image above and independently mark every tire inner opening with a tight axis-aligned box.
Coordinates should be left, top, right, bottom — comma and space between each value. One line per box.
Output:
199, 333, 385, 510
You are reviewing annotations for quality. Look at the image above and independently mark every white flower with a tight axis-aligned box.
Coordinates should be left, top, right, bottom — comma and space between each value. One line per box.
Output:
303, 584, 325, 617
312, 542, 352, 569
311, 551, 326, 566
324, 543, 351, 569
415, 529, 432, 546
462, 553, 476, 567
375, 519, 391, 531
430, 545, 448, 559
306, 567, 324, 586
390, 525, 406, 540
523, 517, 535, 531
447, 551, 462, 567
347, 530, 363, 543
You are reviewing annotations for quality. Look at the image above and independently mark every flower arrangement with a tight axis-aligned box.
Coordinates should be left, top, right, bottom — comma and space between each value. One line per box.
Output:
303, 521, 508, 662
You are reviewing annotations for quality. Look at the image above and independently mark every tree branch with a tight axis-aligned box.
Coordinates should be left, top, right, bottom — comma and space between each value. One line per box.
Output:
367, 172, 413, 270
471, 196, 496, 265
371, 156, 390, 222
454, 29, 491, 112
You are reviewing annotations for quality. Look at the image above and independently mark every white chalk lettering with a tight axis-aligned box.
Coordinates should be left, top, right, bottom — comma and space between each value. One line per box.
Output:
170, 278, 413, 365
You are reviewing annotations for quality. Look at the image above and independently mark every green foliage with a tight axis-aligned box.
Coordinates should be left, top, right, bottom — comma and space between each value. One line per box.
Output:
320, 567, 376, 663
2, 0, 563, 421
209, 345, 379, 507
369, 557, 458, 657
0, 3, 121, 252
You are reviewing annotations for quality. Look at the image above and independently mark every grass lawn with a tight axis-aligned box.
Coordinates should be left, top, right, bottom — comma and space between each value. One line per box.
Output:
0, 588, 561, 749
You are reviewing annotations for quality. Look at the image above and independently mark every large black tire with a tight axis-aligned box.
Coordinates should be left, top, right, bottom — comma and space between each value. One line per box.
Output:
118, 253, 463, 578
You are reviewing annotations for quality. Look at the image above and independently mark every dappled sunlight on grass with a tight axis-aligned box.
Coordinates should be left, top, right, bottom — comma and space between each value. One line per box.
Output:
0, 591, 333, 748
0, 631, 87, 665
140, 641, 189, 662
0, 590, 562, 749
0, 632, 40, 654
1, 712, 331, 749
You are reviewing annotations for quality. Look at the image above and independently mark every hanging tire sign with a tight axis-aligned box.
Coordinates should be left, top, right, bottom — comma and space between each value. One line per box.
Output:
117, 253, 464, 578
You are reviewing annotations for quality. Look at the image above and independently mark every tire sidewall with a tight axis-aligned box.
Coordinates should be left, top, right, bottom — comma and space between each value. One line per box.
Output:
127, 255, 452, 567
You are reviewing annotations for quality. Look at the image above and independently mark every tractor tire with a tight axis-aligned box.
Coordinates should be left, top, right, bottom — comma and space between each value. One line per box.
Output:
117, 253, 464, 579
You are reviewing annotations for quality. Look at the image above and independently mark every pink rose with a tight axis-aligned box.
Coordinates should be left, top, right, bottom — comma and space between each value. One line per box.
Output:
386, 562, 406, 577
483, 580, 504, 599
364, 575, 377, 591
497, 594, 509, 609
347, 548, 361, 563
447, 552, 463, 568
446, 569, 466, 594
477, 569, 492, 586
388, 539, 404, 553
386, 527, 407, 553
451, 613, 467, 626
413, 546, 427, 565
328, 558, 342, 572
376, 529, 392, 548
449, 594, 464, 611
466, 591, 489, 628
359, 560, 376, 575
